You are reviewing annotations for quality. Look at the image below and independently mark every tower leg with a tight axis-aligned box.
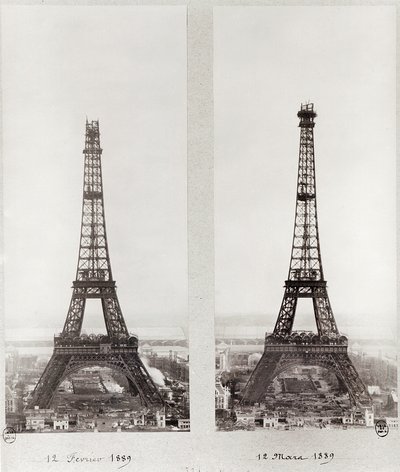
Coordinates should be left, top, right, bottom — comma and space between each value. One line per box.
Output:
28, 353, 72, 409
120, 354, 164, 407
28, 352, 164, 410
241, 353, 283, 404
240, 351, 370, 408
331, 353, 371, 406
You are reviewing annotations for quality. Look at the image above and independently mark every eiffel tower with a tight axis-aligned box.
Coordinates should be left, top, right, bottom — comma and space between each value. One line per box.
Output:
241, 103, 371, 408
28, 120, 163, 409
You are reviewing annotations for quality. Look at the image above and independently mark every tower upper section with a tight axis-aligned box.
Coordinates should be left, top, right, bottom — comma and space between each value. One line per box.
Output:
288, 103, 323, 282
297, 102, 317, 128
76, 120, 113, 283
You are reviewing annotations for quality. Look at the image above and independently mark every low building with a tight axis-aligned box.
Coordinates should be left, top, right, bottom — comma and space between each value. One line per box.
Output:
25, 407, 54, 431
215, 379, 231, 410
26, 415, 45, 431
263, 416, 278, 428
216, 342, 230, 372
364, 408, 374, 427
288, 417, 304, 428
5, 386, 17, 413
367, 385, 381, 396
132, 414, 145, 426
156, 410, 166, 428
342, 414, 353, 425
235, 413, 255, 426
275, 421, 290, 431
178, 418, 190, 430
385, 417, 399, 429
53, 418, 69, 431
354, 416, 365, 426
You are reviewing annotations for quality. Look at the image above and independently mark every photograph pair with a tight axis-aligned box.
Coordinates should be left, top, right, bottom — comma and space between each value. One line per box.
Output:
2, 3, 396, 444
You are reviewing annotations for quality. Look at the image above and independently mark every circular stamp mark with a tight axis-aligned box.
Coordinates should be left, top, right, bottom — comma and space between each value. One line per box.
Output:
2, 427, 16, 444
375, 420, 389, 438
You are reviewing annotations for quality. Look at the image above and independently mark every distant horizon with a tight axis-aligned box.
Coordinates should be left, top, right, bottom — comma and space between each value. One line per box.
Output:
215, 312, 397, 341
5, 325, 188, 342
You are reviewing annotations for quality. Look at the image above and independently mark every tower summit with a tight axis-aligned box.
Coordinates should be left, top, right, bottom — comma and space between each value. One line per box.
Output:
29, 120, 163, 409
240, 104, 371, 407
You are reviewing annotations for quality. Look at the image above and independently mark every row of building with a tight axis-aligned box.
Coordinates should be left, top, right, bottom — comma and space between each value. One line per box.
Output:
233, 407, 399, 430
7, 405, 190, 433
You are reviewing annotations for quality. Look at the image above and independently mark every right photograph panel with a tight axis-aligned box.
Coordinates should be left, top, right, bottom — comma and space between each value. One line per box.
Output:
214, 6, 397, 431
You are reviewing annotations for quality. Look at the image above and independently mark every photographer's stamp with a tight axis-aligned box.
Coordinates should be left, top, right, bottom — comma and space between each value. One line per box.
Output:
375, 420, 389, 438
2, 427, 16, 444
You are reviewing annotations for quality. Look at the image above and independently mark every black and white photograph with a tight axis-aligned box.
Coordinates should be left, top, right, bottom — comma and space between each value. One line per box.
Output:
2, 5, 188, 436
214, 6, 397, 433
1, 2, 399, 472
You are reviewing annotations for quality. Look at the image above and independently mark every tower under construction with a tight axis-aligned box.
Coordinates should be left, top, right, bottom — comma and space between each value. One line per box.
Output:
241, 104, 371, 408
29, 120, 164, 409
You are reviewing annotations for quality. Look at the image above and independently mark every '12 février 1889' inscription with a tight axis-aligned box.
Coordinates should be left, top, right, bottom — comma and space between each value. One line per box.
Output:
257, 452, 334, 465
46, 453, 131, 469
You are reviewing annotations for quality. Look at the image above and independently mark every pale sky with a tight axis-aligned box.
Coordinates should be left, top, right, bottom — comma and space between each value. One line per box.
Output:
215, 7, 396, 339
2, 6, 187, 334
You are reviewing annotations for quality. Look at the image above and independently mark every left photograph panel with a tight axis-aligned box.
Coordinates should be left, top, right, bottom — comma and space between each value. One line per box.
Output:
2, 6, 188, 433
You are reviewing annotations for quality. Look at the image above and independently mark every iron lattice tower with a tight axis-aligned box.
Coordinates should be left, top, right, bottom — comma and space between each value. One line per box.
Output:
241, 104, 371, 408
28, 121, 163, 409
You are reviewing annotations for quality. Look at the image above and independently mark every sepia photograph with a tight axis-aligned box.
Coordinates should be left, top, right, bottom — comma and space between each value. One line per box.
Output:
214, 6, 397, 433
2, 5, 188, 435
1, 2, 399, 472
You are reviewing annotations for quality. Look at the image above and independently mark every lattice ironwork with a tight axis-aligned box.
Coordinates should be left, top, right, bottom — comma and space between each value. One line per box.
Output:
62, 120, 128, 339
241, 104, 370, 408
242, 351, 371, 407
29, 352, 163, 409
28, 120, 163, 409
274, 103, 338, 337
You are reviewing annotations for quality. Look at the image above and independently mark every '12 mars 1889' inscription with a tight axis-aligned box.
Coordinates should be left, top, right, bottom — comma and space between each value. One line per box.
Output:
257, 452, 334, 465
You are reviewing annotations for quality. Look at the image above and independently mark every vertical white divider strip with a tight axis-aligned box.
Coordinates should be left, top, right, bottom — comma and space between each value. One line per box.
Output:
187, 4, 215, 435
